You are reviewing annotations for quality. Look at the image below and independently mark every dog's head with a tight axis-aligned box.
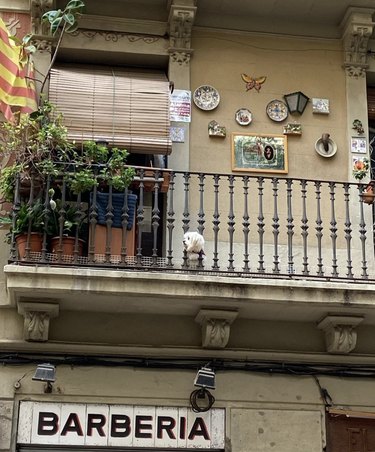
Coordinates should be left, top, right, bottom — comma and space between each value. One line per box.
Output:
183, 231, 205, 253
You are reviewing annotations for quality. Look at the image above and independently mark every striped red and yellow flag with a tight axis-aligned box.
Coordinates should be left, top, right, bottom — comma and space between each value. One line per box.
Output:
0, 17, 37, 122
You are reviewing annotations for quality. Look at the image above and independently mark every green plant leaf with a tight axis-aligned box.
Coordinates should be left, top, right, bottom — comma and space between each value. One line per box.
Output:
42, 9, 62, 23
63, 12, 75, 26
65, 0, 85, 9
51, 17, 63, 35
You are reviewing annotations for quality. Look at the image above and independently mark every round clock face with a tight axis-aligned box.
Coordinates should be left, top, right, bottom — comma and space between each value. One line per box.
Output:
266, 100, 288, 122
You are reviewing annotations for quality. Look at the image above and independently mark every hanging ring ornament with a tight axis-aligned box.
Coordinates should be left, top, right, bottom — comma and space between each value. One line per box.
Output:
189, 388, 216, 412
315, 135, 337, 158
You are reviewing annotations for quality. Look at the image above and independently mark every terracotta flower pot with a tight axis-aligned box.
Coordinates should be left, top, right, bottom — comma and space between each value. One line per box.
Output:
15, 232, 43, 260
362, 183, 375, 205
132, 169, 171, 193
50, 236, 84, 256
362, 191, 375, 205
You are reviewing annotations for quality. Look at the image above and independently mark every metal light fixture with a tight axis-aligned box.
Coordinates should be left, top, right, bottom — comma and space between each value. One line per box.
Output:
190, 366, 216, 412
194, 366, 216, 390
32, 363, 56, 393
283, 91, 309, 115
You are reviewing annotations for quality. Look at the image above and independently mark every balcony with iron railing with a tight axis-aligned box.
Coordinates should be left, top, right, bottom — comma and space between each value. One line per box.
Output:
2, 165, 375, 282
3, 163, 375, 339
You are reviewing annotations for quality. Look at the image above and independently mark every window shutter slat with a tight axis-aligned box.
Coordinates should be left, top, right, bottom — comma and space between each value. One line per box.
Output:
49, 65, 171, 155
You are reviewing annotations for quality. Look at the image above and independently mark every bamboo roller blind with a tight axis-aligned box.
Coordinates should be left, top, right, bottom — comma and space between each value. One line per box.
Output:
49, 65, 172, 155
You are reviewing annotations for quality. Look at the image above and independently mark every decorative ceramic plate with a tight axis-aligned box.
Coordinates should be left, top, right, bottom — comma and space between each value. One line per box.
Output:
266, 99, 288, 122
193, 85, 220, 111
235, 108, 252, 126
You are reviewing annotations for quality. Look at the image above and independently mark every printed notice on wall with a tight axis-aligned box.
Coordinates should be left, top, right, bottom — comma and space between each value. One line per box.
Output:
170, 90, 191, 123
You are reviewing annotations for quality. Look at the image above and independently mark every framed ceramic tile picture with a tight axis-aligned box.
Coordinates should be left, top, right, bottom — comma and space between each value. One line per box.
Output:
283, 123, 302, 135
231, 133, 288, 173
351, 137, 367, 154
312, 98, 330, 114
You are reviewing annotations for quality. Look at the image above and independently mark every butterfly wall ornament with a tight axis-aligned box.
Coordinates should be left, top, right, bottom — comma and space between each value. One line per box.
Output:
241, 74, 267, 92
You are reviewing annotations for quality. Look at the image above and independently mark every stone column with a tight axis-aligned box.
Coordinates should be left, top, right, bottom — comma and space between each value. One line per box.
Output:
167, 0, 196, 171
341, 8, 375, 273
167, 1, 196, 255
341, 8, 375, 181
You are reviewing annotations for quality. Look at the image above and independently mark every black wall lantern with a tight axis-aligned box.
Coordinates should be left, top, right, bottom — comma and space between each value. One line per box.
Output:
32, 363, 56, 393
194, 366, 216, 390
283, 91, 309, 115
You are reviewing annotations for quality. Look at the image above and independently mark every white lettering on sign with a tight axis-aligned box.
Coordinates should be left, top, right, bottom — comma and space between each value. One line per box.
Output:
17, 402, 225, 448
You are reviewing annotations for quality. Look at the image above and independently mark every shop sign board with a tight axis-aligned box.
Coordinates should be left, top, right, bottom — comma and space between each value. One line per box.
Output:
17, 401, 225, 449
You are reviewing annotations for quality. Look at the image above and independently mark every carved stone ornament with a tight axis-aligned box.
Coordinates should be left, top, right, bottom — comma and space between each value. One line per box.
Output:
31, 0, 54, 36
195, 309, 238, 349
317, 315, 364, 354
31, 35, 54, 53
17, 301, 59, 342
168, 5, 196, 50
344, 65, 367, 78
2, 15, 21, 37
169, 49, 192, 66
1, 12, 32, 39
341, 10, 374, 77
70, 29, 161, 44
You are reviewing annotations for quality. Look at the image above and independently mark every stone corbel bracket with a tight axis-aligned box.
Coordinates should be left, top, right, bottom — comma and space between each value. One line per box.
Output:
317, 314, 364, 354
341, 8, 375, 78
195, 309, 238, 349
17, 301, 59, 342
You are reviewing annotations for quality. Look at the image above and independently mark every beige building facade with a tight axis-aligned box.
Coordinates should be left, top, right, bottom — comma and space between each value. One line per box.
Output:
1, 1, 375, 451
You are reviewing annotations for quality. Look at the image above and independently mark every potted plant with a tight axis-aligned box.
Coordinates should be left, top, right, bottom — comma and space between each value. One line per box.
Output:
0, 100, 75, 202
47, 189, 86, 257
0, 0, 85, 200
0, 198, 45, 259
67, 142, 135, 195
362, 181, 375, 205
71, 141, 137, 260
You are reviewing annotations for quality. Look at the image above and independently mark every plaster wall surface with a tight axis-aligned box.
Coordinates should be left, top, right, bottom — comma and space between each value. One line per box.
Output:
2, 366, 375, 451
190, 31, 346, 181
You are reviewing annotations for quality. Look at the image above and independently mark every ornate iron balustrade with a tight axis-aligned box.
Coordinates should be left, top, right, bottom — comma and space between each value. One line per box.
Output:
5, 166, 375, 282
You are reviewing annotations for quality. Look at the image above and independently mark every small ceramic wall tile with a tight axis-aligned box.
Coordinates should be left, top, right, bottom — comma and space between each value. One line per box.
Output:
312, 98, 329, 114
208, 120, 226, 137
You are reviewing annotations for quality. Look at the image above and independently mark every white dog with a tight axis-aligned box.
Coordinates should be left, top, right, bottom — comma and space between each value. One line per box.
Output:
183, 231, 205, 262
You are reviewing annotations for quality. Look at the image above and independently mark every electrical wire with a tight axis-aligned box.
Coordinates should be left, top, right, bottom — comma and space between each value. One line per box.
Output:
194, 34, 345, 54
2, 353, 375, 379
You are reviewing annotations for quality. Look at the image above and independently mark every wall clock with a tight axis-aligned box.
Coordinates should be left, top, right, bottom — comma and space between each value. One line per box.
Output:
266, 99, 288, 122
